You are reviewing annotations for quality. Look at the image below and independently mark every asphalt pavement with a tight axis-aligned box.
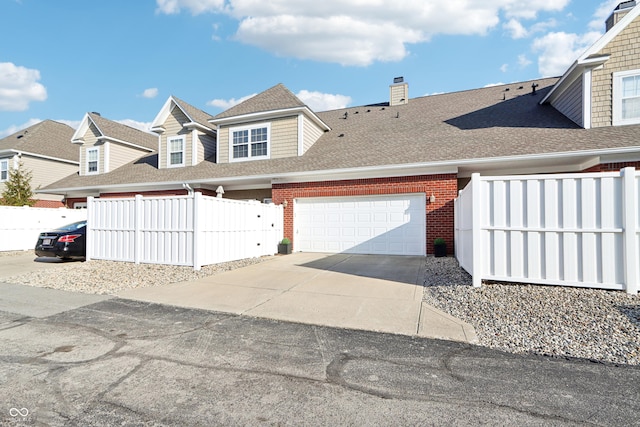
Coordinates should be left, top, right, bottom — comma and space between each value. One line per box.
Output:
1, 297, 638, 426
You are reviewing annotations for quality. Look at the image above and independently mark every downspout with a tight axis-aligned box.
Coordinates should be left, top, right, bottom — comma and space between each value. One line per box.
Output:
182, 182, 194, 196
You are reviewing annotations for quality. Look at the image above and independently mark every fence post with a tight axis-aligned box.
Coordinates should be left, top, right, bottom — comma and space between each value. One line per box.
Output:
471, 173, 482, 288
193, 192, 202, 271
134, 195, 143, 265
86, 197, 94, 262
622, 167, 638, 295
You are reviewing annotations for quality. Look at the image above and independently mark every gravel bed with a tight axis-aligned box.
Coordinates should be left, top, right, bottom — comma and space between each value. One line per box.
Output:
423, 257, 640, 366
2, 257, 269, 295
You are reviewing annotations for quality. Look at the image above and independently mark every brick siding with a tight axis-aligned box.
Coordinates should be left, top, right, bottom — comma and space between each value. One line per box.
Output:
583, 161, 640, 172
272, 174, 457, 255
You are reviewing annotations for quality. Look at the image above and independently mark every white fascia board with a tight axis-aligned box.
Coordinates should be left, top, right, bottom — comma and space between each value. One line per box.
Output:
98, 136, 155, 152
38, 145, 640, 195
3, 149, 79, 165
210, 106, 331, 131
540, 56, 609, 105
183, 121, 215, 135
70, 113, 96, 142
150, 96, 175, 129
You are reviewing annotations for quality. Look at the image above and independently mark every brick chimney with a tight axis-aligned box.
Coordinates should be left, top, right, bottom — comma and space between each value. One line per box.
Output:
606, 1, 636, 31
390, 77, 408, 106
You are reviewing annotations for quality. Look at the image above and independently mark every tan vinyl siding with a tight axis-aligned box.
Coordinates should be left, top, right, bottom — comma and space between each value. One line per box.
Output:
79, 123, 101, 175
81, 143, 104, 175
217, 126, 229, 163
160, 106, 190, 168
21, 155, 77, 199
591, 17, 640, 128
551, 76, 583, 127
270, 116, 298, 159
109, 142, 148, 171
302, 115, 324, 154
218, 116, 297, 163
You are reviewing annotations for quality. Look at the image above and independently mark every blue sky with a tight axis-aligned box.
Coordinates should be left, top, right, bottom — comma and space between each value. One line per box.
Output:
0, 0, 624, 137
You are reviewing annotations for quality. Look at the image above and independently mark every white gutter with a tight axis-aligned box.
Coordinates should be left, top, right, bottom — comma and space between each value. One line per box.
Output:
0, 149, 79, 165
36, 145, 640, 195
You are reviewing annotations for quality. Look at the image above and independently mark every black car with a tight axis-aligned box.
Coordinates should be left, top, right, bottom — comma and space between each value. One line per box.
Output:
35, 220, 87, 260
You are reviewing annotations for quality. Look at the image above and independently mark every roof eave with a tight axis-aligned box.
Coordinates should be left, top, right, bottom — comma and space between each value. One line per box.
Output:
210, 106, 331, 131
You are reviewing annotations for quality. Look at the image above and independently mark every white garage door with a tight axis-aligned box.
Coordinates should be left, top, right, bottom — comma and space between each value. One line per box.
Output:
295, 194, 426, 255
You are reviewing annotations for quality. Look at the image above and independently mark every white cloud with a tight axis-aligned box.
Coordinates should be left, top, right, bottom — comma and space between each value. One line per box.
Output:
504, 19, 528, 39
484, 82, 505, 88
500, 63, 509, 73
156, 0, 224, 15
296, 90, 351, 111
532, 31, 602, 76
0, 62, 47, 111
54, 119, 81, 130
117, 119, 154, 133
208, 89, 351, 112
589, 0, 623, 30
207, 93, 257, 109
156, 0, 575, 66
517, 54, 532, 68
141, 88, 159, 99
0, 118, 42, 138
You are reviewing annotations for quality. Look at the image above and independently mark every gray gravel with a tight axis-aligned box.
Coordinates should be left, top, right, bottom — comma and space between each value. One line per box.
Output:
423, 256, 640, 366
3, 256, 269, 295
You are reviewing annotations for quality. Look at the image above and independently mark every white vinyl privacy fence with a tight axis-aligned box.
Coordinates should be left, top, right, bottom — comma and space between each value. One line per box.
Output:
455, 167, 638, 294
0, 206, 87, 251
86, 193, 283, 269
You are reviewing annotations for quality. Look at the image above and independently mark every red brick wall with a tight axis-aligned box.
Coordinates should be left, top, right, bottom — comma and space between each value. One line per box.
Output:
272, 174, 457, 255
33, 199, 65, 208
583, 161, 640, 172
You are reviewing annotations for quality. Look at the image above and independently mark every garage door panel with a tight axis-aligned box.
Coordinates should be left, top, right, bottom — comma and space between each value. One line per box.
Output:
295, 194, 426, 256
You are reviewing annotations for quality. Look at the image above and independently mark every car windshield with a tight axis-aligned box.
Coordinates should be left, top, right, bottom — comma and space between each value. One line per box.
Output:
56, 221, 86, 232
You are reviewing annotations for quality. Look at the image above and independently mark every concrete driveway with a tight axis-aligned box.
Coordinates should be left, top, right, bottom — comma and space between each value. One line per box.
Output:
119, 253, 477, 342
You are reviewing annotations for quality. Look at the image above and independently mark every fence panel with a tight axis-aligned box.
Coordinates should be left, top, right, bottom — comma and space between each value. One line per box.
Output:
455, 168, 638, 294
88, 193, 283, 269
0, 206, 87, 251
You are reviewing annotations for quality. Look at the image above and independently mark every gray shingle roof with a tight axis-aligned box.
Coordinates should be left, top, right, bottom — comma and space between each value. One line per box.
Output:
89, 113, 157, 150
0, 120, 78, 162
42, 77, 640, 192
213, 84, 306, 120
171, 96, 215, 129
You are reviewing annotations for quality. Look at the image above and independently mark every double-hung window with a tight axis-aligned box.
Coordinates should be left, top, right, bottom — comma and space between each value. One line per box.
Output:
0, 159, 8, 181
230, 123, 270, 161
87, 148, 99, 174
613, 70, 640, 126
168, 136, 185, 167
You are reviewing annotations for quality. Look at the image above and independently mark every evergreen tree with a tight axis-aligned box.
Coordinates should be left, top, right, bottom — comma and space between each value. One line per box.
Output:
1, 161, 35, 206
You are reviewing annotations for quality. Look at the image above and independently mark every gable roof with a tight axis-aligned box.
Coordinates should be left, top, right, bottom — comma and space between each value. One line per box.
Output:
72, 113, 157, 151
213, 84, 306, 120
210, 83, 330, 131
40, 77, 640, 196
541, 3, 640, 105
0, 120, 78, 163
150, 96, 215, 133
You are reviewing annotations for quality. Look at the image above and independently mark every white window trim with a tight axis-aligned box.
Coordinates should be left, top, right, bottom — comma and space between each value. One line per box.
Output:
0, 159, 8, 182
167, 135, 186, 168
228, 122, 271, 163
613, 69, 640, 126
86, 147, 99, 175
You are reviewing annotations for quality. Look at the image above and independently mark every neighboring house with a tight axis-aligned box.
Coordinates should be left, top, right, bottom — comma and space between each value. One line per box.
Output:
71, 112, 157, 178
0, 120, 78, 208
40, 2, 640, 255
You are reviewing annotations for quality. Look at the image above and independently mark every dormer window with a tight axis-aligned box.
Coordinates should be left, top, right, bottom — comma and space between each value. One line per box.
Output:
87, 148, 99, 174
168, 136, 185, 167
613, 70, 640, 126
0, 159, 8, 181
229, 123, 270, 162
